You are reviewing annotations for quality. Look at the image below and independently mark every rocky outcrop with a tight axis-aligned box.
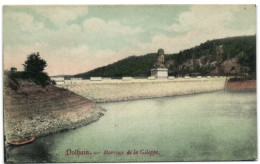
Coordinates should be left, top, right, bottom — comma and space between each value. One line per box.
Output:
4, 77, 105, 145
210, 58, 242, 75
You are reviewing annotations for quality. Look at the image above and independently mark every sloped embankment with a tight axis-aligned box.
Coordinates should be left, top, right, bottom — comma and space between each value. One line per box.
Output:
4, 77, 105, 145
226, 80, 256, 90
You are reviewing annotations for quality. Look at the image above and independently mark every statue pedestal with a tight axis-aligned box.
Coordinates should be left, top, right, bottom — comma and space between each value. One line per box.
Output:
151, 68, 168, 79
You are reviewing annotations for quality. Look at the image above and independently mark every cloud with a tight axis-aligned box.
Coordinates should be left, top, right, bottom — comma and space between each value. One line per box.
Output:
152, 5, 256, 53
3, 7, 145, 75
164, 5, 255, 35
35, 6, 89, 26
3, 5, 256, 76
3, 8, 145, 73
83, 17, 143, 37
4, 11, 44, 32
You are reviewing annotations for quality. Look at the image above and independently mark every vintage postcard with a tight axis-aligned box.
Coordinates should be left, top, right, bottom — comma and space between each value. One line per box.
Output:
3, 5, 256, 163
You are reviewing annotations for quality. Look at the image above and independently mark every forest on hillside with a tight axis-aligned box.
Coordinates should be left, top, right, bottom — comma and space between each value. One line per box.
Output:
73, 35, 256, 79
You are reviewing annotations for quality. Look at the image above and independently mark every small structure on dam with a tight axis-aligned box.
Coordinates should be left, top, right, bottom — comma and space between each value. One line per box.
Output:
151, 49, 168, 79
52, 48, 227, 103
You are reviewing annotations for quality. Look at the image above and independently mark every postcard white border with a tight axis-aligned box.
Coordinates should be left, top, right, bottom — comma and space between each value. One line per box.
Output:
0, 1, 258, 164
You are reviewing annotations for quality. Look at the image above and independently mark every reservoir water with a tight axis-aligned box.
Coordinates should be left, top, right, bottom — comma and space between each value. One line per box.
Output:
6, 91, 257, 162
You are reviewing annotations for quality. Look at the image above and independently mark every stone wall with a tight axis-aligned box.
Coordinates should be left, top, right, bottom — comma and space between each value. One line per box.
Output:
57, 77, 227, 103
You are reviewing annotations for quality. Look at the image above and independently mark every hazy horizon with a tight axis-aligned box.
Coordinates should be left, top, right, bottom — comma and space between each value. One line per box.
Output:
3, 5, 256, 76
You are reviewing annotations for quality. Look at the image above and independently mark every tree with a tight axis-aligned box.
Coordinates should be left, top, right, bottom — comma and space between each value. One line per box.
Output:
23, 52, 47, 75
23, 52, 50, 86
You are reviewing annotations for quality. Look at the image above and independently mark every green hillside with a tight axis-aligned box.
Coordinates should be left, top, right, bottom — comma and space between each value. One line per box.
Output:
74, 35, 256, 78
74, 53, 158, 78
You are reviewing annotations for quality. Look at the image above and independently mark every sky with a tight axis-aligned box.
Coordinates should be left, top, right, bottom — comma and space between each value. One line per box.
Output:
3, 5, 256, 76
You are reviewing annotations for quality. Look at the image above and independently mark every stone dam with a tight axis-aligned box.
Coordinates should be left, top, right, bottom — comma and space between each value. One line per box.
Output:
52, 76, 227, 103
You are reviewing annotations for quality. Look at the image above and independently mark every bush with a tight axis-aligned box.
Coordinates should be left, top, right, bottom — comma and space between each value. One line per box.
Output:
31, 72, 51, 86
6, 71, 27, 90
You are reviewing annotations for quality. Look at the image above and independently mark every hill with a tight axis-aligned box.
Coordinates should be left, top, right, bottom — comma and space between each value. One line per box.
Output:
74, 35, 256, 78
74, 53, 158, 78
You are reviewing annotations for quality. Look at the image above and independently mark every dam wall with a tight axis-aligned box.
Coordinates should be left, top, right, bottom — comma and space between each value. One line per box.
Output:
56, 76, 227, 103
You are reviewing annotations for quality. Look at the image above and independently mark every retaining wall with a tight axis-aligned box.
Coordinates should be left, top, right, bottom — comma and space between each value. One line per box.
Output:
57, 77, 227, 103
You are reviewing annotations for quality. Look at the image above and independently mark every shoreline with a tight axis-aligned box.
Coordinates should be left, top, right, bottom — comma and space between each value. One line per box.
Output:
5, 109, 105, 146
94, 90, 226, 103
4, 81, 106, 148
4, 78, 255, 148
96, 89, 256, 105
